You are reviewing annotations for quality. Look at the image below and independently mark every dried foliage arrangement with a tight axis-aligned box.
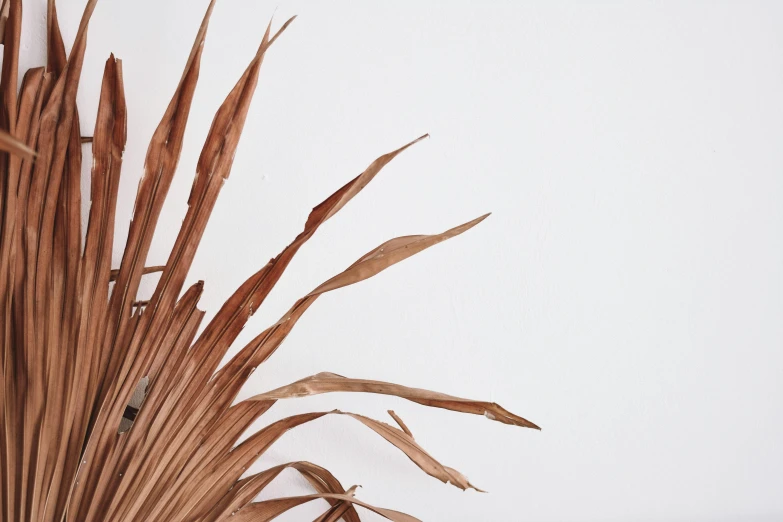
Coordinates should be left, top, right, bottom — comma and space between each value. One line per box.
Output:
0, 1, 539, 520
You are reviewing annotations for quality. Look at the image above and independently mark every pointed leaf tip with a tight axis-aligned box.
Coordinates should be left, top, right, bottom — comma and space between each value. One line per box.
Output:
396, 133, 429, 154
269, 15, 297, 47
0, 129, 35, 159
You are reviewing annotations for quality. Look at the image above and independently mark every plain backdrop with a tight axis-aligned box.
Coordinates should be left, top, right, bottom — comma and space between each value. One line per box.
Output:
19, 1, 783, 521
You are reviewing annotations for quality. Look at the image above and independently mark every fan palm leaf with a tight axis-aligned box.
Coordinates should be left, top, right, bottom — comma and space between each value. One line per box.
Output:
0, 1, 539, 520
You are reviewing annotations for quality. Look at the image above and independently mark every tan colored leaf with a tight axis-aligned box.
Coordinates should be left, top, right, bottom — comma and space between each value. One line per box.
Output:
46, 0, 67, 74
310, 214, 489, 296
250, 372, 540, 429
0, 3, 536, 521
97, 0, 218, 411
190, 461, 359, 522
338, 411, 485, 491
0, 0, 20, 133
212, 408, 483, 500
76, 17, 296, 522
388, 410, 414, 437
222, 214, 492, 376
0, 129, 34, 158
118, 133, 435, 522
229, 492, 420, 522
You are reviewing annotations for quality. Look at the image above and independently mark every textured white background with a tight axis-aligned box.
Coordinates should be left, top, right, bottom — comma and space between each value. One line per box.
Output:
20, 1, 783, 520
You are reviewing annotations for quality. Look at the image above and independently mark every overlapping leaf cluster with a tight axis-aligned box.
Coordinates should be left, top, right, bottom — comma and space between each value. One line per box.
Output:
0, 1, 539, 520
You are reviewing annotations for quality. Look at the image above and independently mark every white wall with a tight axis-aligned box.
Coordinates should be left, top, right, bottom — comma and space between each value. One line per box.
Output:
24, 1, 783, 520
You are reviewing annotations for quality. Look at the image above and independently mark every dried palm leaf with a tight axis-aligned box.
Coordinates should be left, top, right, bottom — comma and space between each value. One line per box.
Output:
0, 1, 539, 520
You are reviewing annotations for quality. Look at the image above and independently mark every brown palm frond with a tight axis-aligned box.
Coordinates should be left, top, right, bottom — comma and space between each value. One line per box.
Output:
0, 1, 539, 521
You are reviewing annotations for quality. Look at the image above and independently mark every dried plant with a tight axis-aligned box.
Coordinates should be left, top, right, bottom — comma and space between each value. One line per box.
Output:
0, 1, 539, 520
